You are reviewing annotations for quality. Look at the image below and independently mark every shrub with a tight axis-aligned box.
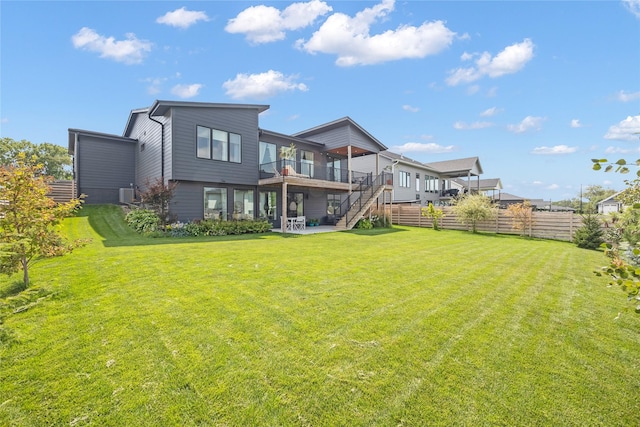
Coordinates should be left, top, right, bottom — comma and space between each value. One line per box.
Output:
452, 194, 497, 233
125, 209, 160, 233
182, 219, 271, 237
573, 214, 604, 250
355, 218, 374, 229
421, 203, 445, 230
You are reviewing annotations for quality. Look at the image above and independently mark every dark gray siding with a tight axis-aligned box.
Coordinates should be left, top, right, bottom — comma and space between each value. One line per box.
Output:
126, 112, 167, 186
76, 135, 136, 204
170, 107, 260, 185
303, 124, 383, 154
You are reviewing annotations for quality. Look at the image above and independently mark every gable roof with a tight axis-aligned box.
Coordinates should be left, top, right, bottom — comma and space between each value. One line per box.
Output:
424, 156, 483, 177
379, 151, 441, 173
597, 190, 625, 205
293, 116, 387, 153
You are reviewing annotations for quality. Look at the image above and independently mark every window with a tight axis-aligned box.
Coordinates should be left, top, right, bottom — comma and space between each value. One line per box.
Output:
233, 189, 254, 220
259, 191, 277, 221
301, 150, 314, 177
327, 157, 342, 182
204, 187, 227, 220
259, 141, 276, 173
425, 175, 439, 193
399, 171, 411, 188
197, 126, 241, 163
416, 173, 420, 192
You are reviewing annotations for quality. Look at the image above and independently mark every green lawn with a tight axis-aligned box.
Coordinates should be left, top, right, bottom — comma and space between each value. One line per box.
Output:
1, 205, 639, 426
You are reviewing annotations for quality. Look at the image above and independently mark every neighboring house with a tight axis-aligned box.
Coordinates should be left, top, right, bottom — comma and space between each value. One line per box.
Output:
352, 151, 443, 205
424, 157, 484, 201
597, 191, 625, 214
492, 192, 546, 209
68, 100, 391, 230
352, 152, 485, 206
452, 177, 503, 199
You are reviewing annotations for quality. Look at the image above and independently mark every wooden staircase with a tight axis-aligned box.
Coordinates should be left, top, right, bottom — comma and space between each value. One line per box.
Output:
335, 183, 387, 230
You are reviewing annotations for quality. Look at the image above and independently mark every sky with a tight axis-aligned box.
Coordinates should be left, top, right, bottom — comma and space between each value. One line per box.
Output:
1, 0, 639, 202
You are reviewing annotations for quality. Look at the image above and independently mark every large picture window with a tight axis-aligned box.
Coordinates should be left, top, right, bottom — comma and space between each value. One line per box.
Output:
301, 150, 314, 177
197, 126, 241, 163
204, 187, 227, 220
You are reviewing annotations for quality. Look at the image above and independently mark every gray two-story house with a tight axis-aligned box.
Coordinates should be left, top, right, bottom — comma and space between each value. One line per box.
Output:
68, 100, 391, 230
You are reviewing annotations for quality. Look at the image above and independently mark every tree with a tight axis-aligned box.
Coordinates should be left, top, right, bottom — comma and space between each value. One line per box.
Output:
0, 137, 72, 180
505, 201, 534, 237
140, 177, 177, 228
0, 153, 83, 286
421, 203, 445, 230
592, 157, 640, 313
553, 185, 616, 213
573, 214, 604, 250
451, 194, 496, 233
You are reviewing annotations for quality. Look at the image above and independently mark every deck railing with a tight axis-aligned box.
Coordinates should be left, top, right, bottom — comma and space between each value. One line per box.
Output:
259, 160, 369, 184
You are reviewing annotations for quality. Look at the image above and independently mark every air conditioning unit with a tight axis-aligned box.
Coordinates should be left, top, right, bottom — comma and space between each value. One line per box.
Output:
119, 188, 134, 204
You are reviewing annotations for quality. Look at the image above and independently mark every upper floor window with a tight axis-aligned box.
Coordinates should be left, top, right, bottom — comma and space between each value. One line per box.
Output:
399, 171, 411, 188
197, 125, 241, 163
415, 173, 420, 192
259, 141, 276, 173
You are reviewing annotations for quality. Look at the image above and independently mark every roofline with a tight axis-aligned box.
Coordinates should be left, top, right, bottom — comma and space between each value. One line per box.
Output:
149, 99, 270, 117
259, 128, 325, 147
293, 116, 388, 151
68, 128, 137, 155
379, 151, 441, 173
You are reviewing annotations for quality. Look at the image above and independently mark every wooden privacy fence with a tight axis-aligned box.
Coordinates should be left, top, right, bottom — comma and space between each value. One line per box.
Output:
48, 180, 76, 203
387, 205, 584, 242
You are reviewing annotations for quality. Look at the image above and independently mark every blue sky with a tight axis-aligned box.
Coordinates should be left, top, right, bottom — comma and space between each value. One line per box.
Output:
1, 0, 639, 201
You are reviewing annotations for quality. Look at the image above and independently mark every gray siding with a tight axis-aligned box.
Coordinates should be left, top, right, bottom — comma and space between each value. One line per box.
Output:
301, 123, 383, 154
126, 112, 166, 187
76, 135, 136, 204
170, 107, 260, 185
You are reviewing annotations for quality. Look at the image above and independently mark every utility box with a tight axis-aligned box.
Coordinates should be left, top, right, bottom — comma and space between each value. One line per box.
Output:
119, 188, 134, 204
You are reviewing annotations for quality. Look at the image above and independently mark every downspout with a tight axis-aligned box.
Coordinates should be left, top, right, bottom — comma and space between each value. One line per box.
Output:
148, 113, 165, 180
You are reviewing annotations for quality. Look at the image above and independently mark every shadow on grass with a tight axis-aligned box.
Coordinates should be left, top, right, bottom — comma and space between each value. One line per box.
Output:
0, 280, 27, 299
80, 205, 294, 248
347, 227, 406, 236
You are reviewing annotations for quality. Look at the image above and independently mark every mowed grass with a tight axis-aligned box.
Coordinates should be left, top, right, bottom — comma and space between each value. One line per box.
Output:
1, 205, 639, 426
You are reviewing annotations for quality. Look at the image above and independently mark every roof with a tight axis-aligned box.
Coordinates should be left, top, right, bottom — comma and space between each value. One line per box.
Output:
424, 156, 483, 177
379, 151, 441, 173
293, 116, 387, 152
68, 128, 137, 155
123, 100, 270, 136
453, 177, 503, 190
259, 129, 325, 148
597, 190, 625, 205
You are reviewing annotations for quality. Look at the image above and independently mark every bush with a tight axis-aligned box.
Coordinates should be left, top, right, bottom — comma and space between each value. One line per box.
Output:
355, 218, 374, 229
125, 209, 160, 233
182, 219, 271, 237
574, 214, 604, 250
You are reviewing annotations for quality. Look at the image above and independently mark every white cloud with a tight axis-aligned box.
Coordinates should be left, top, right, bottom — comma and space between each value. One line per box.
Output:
171, 83, 203, 99
297, 0, 456, 66
402, 105, 420, 113
225, 0, 332, 44
156, 7, 209, 29
604, 115, 640, 141
531, 145, 578, 155
223, 70, 308, 100
546, 184, 559, 190
446, 39, 534, 86
453, 121, 494, 130
532, 180, 543, 185
390, 142, 455, 153
507, 115, 545, 133
616, 90, 640, 102
604, 145, 640, 154
71, 27, 152, 64
623, 0, 640, 18
480, 107, 500, 117
570, 119, 582, 128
